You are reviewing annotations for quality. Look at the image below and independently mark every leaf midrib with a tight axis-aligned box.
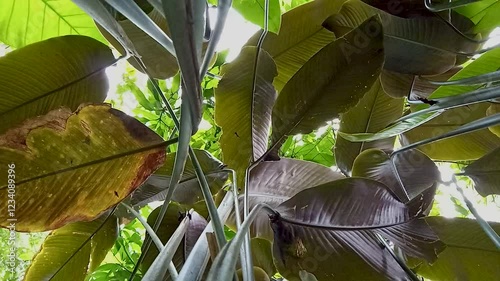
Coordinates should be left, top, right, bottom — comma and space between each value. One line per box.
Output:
279, 215, 410, 230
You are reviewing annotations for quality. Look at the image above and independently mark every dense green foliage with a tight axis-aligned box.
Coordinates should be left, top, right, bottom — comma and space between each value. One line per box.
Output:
1, 0, 500, 280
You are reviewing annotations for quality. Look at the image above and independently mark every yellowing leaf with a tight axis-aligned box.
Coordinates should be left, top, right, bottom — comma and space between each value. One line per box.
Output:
0, 104, 166, 231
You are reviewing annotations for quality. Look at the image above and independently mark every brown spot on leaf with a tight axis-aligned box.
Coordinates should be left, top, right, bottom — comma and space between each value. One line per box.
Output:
108, 107, 164, 143
0, 107, 71, 150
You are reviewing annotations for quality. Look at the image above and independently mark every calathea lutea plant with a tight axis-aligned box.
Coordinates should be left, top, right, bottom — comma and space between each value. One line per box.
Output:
1, 0, 500, 280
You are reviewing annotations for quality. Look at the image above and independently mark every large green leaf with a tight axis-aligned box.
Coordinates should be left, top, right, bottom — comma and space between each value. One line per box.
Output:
215, 47, 277, 187
463, 146, 500, 196
428, 48, 500, 99
0, 0, 106, 48
245, 0, 342, 92
335, 80, 404, 174
226, 158, 344, 240
455, 0, 500, 35
0, 35, 114, 134
324, 0, 480, 75
97, 8, 178, 79
402, 103, 500, 160
233, 0, 281, 33
352, 148, 439, 214
269, 17, 384, 154
271, 178, 443, 281
412, 217, 500, 281
130, 149, 227, 206
23, 214, 118, 281
0, 104, 166, 231
380, 68, 460, 99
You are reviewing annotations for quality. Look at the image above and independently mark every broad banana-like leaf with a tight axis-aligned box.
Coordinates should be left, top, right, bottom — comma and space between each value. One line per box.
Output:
324, 0, 480, 75
96, 7, 178, 79
130, 149, 227, 206
141, 203, 207, 280
362, 0, 435, 17
245, 0, 344, 92
463, 146, 500, 196
23, 213, 118, 281
335, 80, 404, 174
402, 103, 500, 160
352, 148, 439, 213
233, 0, 281, 33
429, 48, 500, 99
271, 178, 444, 281
0, 104, 166, 231
0, 35, 114, 134
0, 0, 106, 48
227, 158, 344, 240
342, 84, 500, 144
380, 68, 460, 99
412, 217, 500, 280
215, 47, 277, 187
379, 70, 414, 99
456, 0, 500, 35
399, 85, 500, 127
269, 17, 384, 155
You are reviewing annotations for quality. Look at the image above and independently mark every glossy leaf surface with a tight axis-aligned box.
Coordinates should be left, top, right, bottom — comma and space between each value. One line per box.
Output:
272, 178, 443, 280
227, 158, 344, 240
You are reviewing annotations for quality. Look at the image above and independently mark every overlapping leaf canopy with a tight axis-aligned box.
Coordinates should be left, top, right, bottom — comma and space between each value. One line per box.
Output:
1, 0, 500, 280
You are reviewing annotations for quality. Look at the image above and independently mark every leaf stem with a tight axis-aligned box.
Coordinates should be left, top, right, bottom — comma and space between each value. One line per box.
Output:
206, 203, 275, 281
122, 203, 180, 278
121, 203, 163, 250
199, 0, 232, 78
129, 61, 227, 278
375, 233, 421, 281
142, 213, 190, 281
450, 176, 500, 249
